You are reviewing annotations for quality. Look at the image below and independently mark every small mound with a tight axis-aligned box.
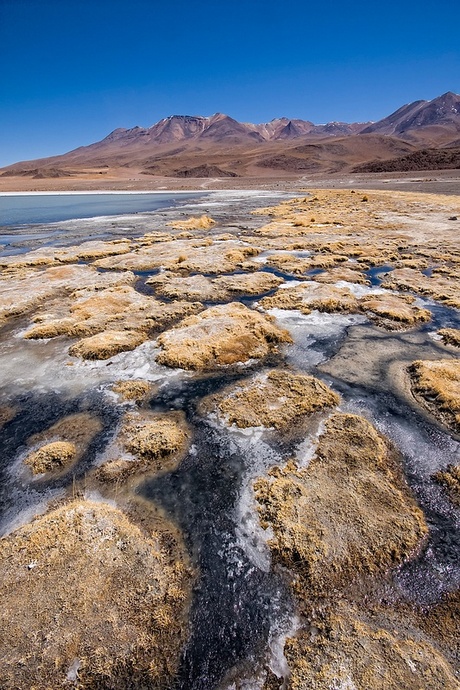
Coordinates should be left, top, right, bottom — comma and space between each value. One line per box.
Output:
255, 413, 427, 596
439, 328, 460, 348
200, 369, 339, 429
361, 293, 431, 329
156, 303, 292, 370
282, 602, 458, 690
24, 285, 201, 341
261, 282, 360, 315
122, 414, 187, 460
147, 273, 219, 302
69, 330, 146, 360
112, 379, 155, 403
433, 464, 460, 507
0, 500, 192, 689
213, 272, 283, 295
24, 441, 77, 475
314, 266, 369, 284
166, 214, 215, 230
409, 359, 460, 432
97, 412, 188, 482
27, 412, 103, 452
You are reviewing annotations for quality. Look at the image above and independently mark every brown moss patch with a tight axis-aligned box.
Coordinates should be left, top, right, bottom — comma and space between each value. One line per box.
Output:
0, 265, 134, 328
262, 282, 431, 329
94, 238, 258, 275
382, 268, 460, 310
213, 271, 283, 295
282, 602, 458, 690
417, 589, 460, 668
265, 253, 315, 275
23, 413, 103, 476
0, 500, 192, 689
96, 411, 189, 483
361, 293, 431, 329
260, 282, 360, 315
255, 413, 427, 596
200, 369, 339, 429
148, 271, 282, 303
433, 464, 460, 507
28, 412, 103, 450
24, 285, 203, 341
409, 359, 460, 432
24, 441, 77, 475
156, 303, 292, 370
147, 273, 218, 301
166, 214, 215, 230
122, 413, 187, 460
439, 328, 460, 348
112, 379, 156, 403
314, 266, 369, 284
69, 329, 146, 360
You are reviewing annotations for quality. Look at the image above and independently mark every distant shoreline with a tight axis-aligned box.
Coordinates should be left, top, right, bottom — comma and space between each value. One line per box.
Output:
0, 169, 459, 197
0, 189, 206, 196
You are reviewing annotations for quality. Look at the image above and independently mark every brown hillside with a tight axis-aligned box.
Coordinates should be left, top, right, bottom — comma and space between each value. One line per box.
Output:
354, 147, 460, 173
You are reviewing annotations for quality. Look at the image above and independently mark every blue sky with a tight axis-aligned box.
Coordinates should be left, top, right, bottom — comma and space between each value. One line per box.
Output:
1, 0, 459, 166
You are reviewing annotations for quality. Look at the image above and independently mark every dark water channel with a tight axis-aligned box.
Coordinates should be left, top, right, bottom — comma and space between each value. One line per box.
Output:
139, 373, 294, 689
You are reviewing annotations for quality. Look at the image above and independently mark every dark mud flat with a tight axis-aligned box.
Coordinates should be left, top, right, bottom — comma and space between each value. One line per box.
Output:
0, 389, 122, 535
141, 426, 293, 689
140, 373, 294, 689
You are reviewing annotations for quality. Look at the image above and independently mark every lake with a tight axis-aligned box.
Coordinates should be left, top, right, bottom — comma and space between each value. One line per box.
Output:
0, 191, 202, 227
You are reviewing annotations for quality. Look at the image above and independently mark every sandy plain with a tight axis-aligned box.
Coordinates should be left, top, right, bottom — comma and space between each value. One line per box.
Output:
0, 181, 459, 689
0, 167, 460, 196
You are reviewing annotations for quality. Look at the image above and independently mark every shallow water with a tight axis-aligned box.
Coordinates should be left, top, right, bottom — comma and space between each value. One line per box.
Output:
365, 263, 394, 285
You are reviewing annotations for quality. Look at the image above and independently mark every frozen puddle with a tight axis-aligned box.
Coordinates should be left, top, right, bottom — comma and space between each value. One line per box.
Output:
268, 308, 366, 368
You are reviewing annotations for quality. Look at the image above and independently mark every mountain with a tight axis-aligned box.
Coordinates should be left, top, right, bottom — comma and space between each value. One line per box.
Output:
361, 92, 460, 142
98, 113, 368, 147
1, 92, 459, 180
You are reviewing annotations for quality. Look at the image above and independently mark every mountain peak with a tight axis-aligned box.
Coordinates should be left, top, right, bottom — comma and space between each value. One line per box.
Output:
437, 91, 459, 99
361, 92, 460, 137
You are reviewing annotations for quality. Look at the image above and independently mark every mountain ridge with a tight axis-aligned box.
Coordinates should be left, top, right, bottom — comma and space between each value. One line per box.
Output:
2, 92, 459, 178
98, 112, 369, 146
